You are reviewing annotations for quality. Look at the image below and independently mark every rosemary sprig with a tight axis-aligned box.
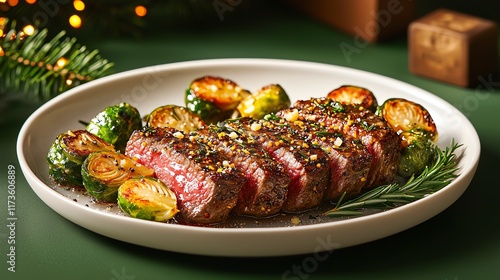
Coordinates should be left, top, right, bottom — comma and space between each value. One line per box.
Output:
323, 140, 462, 217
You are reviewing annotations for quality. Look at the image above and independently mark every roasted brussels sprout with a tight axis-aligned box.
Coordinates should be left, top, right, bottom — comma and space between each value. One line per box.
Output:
237, 84, 291, 119
379, 98, 438, 147
397, 136, 435, 177
379, 98, 438, 177
326, 85, 378, 112
146, 105, 206, 132
47, 130, 115, 186
81, 151, 154, 202
185, 75, 251, 123
86, 102, 142, 152
117, 177, 179, 222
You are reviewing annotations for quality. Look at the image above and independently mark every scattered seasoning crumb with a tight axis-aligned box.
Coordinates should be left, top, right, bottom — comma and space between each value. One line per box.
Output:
250, 122, 262, 131
334, 137, 343, 147
85, 204, 89, 207
285, 109, 299, 122
229, 132, 238, 139
73, 198, 77, 202
173, 131, 184, 139
291, 216, 301, 225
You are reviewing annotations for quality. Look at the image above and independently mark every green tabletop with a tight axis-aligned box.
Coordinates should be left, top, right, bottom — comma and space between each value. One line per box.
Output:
2, 2, 500, 279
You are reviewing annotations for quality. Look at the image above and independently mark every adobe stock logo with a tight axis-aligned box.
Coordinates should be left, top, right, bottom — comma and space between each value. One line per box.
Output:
213, 0, 244, 22
339, 0, 412, 63
281, 235, 340, 280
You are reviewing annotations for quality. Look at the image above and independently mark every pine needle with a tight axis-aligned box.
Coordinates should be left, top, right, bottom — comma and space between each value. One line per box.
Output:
0, 19, 114, 101
323, 140, 462, 217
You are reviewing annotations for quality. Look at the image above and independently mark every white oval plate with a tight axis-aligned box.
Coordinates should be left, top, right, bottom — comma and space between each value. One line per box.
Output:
17, 59, 479, 257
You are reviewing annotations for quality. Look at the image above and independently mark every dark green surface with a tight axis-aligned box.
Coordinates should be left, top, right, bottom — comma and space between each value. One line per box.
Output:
2, 2, 500, 279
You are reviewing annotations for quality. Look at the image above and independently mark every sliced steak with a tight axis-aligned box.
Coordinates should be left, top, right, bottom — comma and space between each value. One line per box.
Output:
281, 97, 402, 188
218, 118, 331, 213
269, 114, 373, 201
125, 127, 245, 225
197, 126, 290, 217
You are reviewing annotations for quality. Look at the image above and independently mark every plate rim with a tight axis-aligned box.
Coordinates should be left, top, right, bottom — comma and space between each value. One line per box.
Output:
16, 58, 480, 256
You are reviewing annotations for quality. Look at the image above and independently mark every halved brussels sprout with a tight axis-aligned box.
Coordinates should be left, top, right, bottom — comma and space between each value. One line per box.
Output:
47, 130, 115, 186
81, 151, 154, 202
237, 84, 291, 119
326, 85, 378, 112
86, 102, 142, 152
397, 136, 435, 177
185, 75, 251, 123
379, 98, 438, 177
146, 105, 206, 132
117, 177, 179, 222
379, 98, 438, 147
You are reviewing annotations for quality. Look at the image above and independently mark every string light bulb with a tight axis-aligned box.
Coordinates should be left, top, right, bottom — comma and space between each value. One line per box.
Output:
56, 57, 68, 68
135, 5, 147, 17
73, 0, 84, 11
22, 24, 35, 35
69, 14, 82, 28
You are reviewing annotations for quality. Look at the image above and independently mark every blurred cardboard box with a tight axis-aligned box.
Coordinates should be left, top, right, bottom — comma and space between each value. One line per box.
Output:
408, 9, 498, 87
286, 0, 415, 42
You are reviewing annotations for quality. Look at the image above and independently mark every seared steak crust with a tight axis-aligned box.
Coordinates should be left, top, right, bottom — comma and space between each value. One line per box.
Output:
270, 115, 374, 200
125, 127, 245, 224
198, 126, 290, 217
218, 118, 331, 213
283, 98, 402, 188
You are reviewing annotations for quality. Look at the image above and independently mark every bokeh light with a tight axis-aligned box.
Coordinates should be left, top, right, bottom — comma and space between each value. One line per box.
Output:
69, 15, 82, 28
135, 5, 147, 17
73, 0, 85, 11
22, 24, 35, 35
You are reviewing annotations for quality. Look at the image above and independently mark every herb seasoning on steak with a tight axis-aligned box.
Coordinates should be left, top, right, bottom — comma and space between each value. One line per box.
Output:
125, 127, 245, 224
280, 97, 402, 188
199, 126, 290, 217
218, 117, 331, 213
268, 114, 374, 201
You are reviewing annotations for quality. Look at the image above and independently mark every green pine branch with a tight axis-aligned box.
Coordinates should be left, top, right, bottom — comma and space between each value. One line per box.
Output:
0, 19, 114, 101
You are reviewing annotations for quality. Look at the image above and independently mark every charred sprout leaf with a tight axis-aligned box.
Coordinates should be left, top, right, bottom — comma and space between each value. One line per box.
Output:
86, 102, 142, 152
81, 151, 154, 202
146, 105, 206, 132
47, 130, 115, 186
326, 85, 378, 112
379, 98, 438, 146
185, 75, 251, 123
237, 84, 291, 119
117, 177, 179, 222
324, 140, 461, 217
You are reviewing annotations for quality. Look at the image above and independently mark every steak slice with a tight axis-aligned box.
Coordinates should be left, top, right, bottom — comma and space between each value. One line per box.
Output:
282, 98, 401, 188
269, 114, 373, 201
125, 127, 245, 225
218, 118, 331, 213
197, 126, 290, 217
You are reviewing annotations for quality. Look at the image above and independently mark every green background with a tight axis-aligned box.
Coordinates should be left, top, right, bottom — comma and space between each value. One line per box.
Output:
2, 1, 500, 279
